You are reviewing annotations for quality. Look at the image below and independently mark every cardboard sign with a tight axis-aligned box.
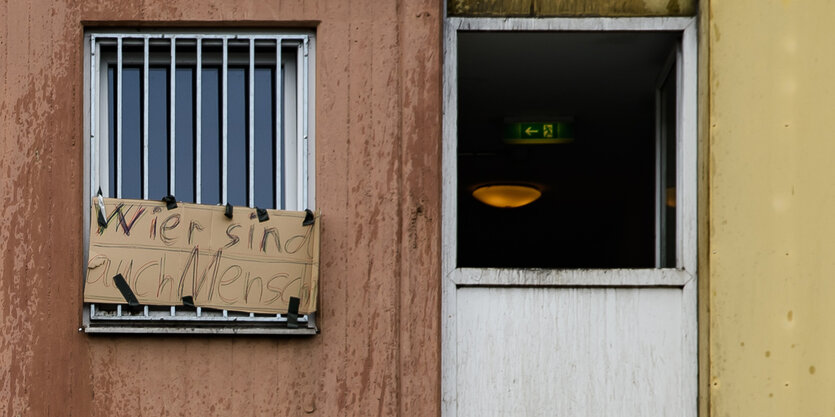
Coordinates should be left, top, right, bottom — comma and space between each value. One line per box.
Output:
84, 198, 320, 314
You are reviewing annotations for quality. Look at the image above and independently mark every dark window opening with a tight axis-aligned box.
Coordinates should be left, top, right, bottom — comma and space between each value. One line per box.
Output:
457, 32, 680, 269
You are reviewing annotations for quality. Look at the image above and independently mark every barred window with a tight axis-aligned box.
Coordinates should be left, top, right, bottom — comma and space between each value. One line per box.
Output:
83, 30, 316, 334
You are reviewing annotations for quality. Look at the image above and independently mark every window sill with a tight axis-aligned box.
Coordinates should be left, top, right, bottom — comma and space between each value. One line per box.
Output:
82, 305, 318, 335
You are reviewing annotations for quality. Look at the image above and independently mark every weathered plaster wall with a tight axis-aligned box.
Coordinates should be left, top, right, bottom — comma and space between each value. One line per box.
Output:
9, 0, 835, 415
448, 0, 697, 17
0, 0, 441, 416
697, 1, 710, 415
709, 1, 835, 415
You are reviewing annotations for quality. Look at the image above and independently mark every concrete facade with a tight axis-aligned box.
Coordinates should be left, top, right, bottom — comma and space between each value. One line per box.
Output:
1, 0, 442, 415
3, 0, 835, 415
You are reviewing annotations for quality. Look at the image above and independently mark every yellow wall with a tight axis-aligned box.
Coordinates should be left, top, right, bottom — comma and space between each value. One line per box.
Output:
709, 1, 835, 415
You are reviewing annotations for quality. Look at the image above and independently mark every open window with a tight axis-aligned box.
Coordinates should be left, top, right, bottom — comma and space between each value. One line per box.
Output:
82, 29, 316, 334
443, 17, 698, 417
456, 31, 681, 269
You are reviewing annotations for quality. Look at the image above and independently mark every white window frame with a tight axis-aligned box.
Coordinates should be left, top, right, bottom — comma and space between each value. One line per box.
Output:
442, 17, 698, 416
81, 29, 317, 335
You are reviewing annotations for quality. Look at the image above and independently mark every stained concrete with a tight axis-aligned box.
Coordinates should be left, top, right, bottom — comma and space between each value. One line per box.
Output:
0, 0, 441, 415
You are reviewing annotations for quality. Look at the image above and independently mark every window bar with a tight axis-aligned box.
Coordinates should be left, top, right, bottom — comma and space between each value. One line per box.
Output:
296, 43, 305, 211
116, 36, 123, 199
302, 36, 310, 209
116, 36, 127, 318
222, 37, 229, 319
248, 38, 255, 208
194, 35, 203, 318
143, 36, 150, 200
170, 37, 177, 195
90, 35, 98, 197
222, 37, 229, 205
196, 37, 202, 205
275, 38, 283, 209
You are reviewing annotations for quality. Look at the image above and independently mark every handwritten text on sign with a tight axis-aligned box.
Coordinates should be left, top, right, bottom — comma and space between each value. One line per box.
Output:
84, 198, 320, 314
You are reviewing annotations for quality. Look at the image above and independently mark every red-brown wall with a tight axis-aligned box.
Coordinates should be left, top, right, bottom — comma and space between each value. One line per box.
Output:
0, 1, 442, 415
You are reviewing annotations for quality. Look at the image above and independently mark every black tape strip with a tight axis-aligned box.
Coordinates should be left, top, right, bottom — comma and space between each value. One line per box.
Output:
286, 296, 300, 329
96, 187, 108, 228
97, 210, 108, 228
162, 195, 178, 210
112, 273, 139, 307
256, 207, 269, 222
225, 203, 234, 219
303, 209, 315, 226
182, 296, 195, 308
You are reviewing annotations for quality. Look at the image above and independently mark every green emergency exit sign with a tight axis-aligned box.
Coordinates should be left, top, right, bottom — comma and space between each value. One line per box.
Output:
503, 121, 574, 144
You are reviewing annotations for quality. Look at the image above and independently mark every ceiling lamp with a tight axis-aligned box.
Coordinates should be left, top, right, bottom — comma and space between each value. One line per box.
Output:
472, 184, 542, 208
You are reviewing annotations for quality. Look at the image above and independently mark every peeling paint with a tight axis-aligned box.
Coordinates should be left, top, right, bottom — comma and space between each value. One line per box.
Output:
1, 0, 442, 415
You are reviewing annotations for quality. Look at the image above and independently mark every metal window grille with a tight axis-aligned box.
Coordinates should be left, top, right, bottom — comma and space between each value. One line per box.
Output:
83, 30, 316, 334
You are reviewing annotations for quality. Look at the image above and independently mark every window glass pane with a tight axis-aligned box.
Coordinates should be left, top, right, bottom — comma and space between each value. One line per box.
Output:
102, 40, 298, 208
227, 67, 248, 206
148, 67, 169, 199
175, 67, 195, 202
281, 52, 298, 210
120, 66, 142, 199
254, 67, 275, 208
660, 67, 677, 267
201, 67, 221, 205
107, 66, 116, 197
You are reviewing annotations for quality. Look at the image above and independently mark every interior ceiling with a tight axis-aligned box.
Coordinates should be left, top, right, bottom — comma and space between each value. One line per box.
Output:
458, 32, 679, 133
456, 31, 680, 268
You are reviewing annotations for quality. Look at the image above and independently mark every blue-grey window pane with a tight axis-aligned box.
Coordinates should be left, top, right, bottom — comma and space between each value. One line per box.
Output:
175, 68, 195, 202
227, 68, 247, 206
254, 68, 274, 209
148, 67, 169, 199
120, 67, 142, 199
107, 67, 116, 197
201, 68, 221, 205
106, 62, 279, 206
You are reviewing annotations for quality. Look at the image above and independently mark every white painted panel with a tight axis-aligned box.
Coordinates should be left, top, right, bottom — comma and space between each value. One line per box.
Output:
456, 287, 683, 417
